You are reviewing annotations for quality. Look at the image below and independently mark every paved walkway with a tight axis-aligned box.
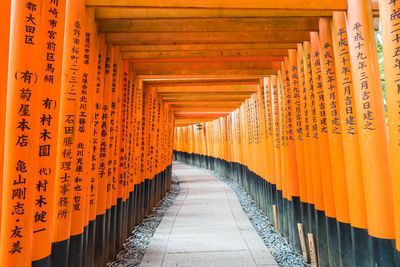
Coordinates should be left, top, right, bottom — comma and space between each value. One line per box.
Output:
140, 162, 278, 267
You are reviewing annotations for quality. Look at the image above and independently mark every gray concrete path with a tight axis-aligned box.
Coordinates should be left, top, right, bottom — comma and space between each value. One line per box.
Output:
140, 162, 278, 267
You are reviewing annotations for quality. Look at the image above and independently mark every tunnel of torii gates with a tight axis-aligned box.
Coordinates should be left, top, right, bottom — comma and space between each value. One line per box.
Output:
0, 0, 400, 266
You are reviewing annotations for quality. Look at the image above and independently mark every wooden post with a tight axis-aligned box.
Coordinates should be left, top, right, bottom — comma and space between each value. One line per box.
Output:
273, 204, 279, 231
308, 233, 318, 267
297, 223, 308, 261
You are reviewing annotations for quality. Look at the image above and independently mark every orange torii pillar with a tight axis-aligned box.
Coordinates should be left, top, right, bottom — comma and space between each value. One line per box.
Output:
277, 71, 288, 239
0, 0, 11, 244
270, 75, 282, 233
302, 41, 322, 240
32, 0, 66, 266
0, 0, 43, 265
86, 33, 107, 267
309, 33, 337, 266
347, 0, 397, 264
116, 60, 129, 253
104, 46, 122, 263
283, 58, 301, 249
331, 11, 372, 266
68, 8, 97, 267
125, 70, 136, 232
319, 18, 354, 267
295, 44, 313, 246
288, 49, 307, 254
51, 0, 86, 265
378, 0, 400, 261
81, 9, 100, 267
94, 42, 113, 267
262, 77, 277, 221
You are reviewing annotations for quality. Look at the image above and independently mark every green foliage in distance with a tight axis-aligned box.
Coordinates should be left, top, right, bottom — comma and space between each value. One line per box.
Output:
376, 30, 386, 111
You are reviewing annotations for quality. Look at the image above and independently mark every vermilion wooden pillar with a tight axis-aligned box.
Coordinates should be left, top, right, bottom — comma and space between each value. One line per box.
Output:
0, 0, 11, 244
347, 0, 396, 264
0, 0, 42, 265
331, 11, 372, 266
309, 32, 336, 266
378, 0, 400, 259
319, 17, 353, 267
32, 0, 66, 266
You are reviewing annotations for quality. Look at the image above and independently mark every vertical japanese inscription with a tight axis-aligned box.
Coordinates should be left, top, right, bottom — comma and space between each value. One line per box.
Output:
0, 0, 42, 264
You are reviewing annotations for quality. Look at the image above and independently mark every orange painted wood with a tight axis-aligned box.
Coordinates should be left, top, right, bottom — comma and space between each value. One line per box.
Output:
378, 0, 400, 248
32, 0, 67, 261
263, 77, 277, 185
98, 17, 319, 33
347, 0, 395, 239
0, 0, 11, 245
288, 49, 304, 199
318, 18, 350, 224
296, 43, 311, 205
331, 12, 368, 230
270, 75, 282, 189
87, 0, 347, 10
0, 0, 43, 264
89, 34, 107, 221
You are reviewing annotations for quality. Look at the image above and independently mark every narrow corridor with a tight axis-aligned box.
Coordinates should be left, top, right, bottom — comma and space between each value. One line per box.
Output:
140, 163, 277, 267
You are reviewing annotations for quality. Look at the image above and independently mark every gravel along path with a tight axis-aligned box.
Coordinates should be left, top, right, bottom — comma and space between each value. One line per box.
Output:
107, 174, 181, 267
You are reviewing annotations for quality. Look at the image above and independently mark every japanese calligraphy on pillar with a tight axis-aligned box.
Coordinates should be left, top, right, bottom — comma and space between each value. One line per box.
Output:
311, 39, 328, 135
70, 19, 92, 236
0, 0, 42, 264
52, 1, 83, 243
88, 35, 105, 219
378, 0, 400, 248
347, 0, 395, 241
334, 27, 357, 135
349, 23, 375, 131
32, 0, 66, 262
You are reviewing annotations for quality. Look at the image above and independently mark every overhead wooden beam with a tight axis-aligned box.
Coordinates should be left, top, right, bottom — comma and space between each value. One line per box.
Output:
137, 74, 268, 80
98, 17, 319, 33
95, 8, 334, 19
134, 69, 277, 76
119, 43, 298, 52
175, 116, 228, 121
87, 0, 346, 10
175, 113, 230, 119
175, 120, 216, 126
132, 61, 281, 72
163, 97, 249, 102
159, 92, 254, 97
106, 31, 311, 45
129, 56, 283, 63
172, 103, 241, 107
122, 49, 288, 60
146, 79, 260, 87
156, 85, 258, 93
172, 107, 239, 112
168, 101, 244, 106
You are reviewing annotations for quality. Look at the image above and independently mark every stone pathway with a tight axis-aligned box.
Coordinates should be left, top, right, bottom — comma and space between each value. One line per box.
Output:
140, 162, 278, 267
